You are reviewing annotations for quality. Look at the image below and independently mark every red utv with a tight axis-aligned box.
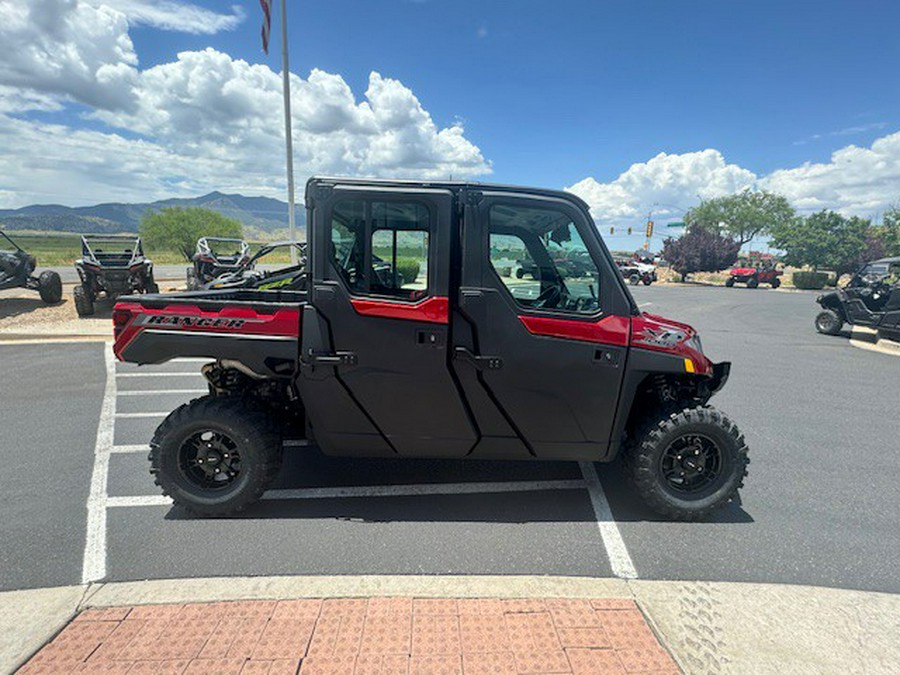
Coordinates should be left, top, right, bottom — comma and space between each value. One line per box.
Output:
725, 260, 782, 289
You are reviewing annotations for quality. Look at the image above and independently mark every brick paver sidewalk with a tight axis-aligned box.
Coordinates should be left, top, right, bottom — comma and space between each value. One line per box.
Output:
18, 597, 680, 674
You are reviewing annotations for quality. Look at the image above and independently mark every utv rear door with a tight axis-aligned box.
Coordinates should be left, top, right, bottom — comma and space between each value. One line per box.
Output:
298, 184, 477, 458
453, 190, 631, 461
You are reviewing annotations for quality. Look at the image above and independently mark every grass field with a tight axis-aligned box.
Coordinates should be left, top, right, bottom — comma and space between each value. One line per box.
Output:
3, 233, 295, 266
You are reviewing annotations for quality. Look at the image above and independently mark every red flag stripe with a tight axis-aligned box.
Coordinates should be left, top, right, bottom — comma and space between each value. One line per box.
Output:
259, 0, 271, 54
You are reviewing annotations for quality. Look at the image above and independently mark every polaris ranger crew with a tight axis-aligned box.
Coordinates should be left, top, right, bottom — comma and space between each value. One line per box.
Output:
113, 177, 749, 520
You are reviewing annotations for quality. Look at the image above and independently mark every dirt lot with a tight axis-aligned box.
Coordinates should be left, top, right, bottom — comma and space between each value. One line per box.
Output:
0, 278, 185, 337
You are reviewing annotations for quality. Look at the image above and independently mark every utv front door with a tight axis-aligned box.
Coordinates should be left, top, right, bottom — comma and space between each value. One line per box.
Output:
299, 185, 477, 458
454, 191, 631, 461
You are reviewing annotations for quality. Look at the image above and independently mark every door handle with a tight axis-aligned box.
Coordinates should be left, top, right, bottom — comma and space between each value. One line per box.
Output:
301, 350, 358, 367
453, 347, 503, 370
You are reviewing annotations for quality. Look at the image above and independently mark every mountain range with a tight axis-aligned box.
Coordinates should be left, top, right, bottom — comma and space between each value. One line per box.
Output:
0, 192, 306, 238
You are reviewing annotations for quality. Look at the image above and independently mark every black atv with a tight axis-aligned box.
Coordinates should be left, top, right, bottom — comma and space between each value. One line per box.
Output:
186, 237, 251, 290
204, 242, 307, 291
74, 235, 158, 316
0, 231, 63, 303
815, 257, 900, 341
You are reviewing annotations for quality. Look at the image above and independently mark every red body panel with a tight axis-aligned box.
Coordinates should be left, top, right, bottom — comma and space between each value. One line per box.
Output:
730, 267, 757, 277
518, 314, 630, 346
631, 313, 712, 374
350, 296, 449, 324
730, 267, 782, 282
112, 300, 300, 360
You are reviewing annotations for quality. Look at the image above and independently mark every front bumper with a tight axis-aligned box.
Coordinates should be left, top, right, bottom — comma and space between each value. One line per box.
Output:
709, 361, 731, 394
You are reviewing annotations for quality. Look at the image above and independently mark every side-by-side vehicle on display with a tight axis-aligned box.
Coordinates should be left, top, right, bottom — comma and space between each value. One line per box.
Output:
113, 178, 749, 521
725, 260, 782, 288
0, 231, 63, 303
815, 256, 900, 340
204, 241, 308, 291
186, 237, 251, 290
74, 235, 158, 316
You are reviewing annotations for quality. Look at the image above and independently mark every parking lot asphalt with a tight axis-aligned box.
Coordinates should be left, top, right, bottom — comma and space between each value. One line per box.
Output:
1, 284, 898, 595
0, 342, 105, 589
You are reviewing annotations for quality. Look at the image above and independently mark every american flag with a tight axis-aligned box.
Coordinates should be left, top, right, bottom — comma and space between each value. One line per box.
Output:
259, 0, 272, 54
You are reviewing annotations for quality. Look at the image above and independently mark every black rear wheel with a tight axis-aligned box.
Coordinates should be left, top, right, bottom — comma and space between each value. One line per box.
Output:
38, 270, 62, 303
747, 276, 759, 288
724, 277, 735, 287
627, 406, 749, 520
771, 277, 781, 289
150, 396, 282, 516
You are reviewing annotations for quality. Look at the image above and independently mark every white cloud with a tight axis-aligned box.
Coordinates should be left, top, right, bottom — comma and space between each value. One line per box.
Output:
90, 0, 246, 34
568, 150, 756, 224
569, 132, 900, 227
761, 131, 900, 215
0, 0, 490, 208
0, 0, 138, 109
0, 0, 491, 206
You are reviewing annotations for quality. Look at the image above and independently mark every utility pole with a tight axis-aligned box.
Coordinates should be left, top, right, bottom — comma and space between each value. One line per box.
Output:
279, 0, 297, 264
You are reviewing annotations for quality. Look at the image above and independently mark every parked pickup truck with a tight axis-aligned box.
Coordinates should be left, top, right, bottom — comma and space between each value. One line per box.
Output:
114, 177, 748, 520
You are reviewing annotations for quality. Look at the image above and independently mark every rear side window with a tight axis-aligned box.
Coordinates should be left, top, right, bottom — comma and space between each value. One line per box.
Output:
331, 199, 431, 300
488, 203, 601, 315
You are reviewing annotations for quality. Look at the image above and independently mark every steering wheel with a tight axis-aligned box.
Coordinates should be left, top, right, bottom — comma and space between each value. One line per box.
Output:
533, 284, 562, 309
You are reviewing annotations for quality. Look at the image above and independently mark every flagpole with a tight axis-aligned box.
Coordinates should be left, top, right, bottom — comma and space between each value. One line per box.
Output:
279, 0, 297, 264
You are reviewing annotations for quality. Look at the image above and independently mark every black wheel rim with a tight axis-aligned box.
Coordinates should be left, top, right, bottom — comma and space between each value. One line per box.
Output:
178, 429, 241, 490
659, 434, 723, 497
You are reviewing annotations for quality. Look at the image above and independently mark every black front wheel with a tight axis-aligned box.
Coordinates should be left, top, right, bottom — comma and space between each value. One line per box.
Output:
73, 285, 95, 317
627, 406, 749, 520
150, 396, 282, 516
815, 309, 843, 336
724, 277, 735, 287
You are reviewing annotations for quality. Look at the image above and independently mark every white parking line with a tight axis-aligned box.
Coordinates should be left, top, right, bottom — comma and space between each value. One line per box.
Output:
117, 390, 207, 396
82, 346, 117, 584
111, 444, 149, 454
115, 412, 169, 418
116, 372, 204, 378
111, 441, 308, 453
105, 479, 588, 508
579, 462, 638, 579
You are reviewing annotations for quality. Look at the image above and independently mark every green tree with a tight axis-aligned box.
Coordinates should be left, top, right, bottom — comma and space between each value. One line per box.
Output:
661, 225, 741, 282
769, 210, 869, 275
140, 207, 243, 260
874, 206, 900, 256
685, 190, 795, 247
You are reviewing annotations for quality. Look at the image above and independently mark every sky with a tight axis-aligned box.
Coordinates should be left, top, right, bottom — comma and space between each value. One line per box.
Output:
1, 0, 899, 250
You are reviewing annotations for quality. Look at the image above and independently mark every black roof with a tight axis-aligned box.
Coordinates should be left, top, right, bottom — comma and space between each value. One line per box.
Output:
305, 176, 592, 213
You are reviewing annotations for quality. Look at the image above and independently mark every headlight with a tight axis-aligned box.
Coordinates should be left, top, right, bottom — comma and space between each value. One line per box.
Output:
685, 334, 703, 354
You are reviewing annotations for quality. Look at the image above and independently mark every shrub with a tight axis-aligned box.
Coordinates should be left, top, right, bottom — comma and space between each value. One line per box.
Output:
792, 271, 830, 290
662, 226, 741, 282
395, 258, 421, 285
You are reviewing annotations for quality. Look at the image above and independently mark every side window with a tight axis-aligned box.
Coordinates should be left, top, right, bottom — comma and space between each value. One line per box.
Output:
488, 204, 601, 315
331, 200, 365, 293
330, 199, 431, 300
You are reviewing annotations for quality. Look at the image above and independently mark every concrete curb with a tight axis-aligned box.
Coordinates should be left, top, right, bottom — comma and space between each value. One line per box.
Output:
4, 576, 899, 674
850, 326, 900, 357
0, 334, 110, 343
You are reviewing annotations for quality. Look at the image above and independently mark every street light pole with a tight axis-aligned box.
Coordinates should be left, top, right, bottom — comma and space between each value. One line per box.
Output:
279, 0, 297, 264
